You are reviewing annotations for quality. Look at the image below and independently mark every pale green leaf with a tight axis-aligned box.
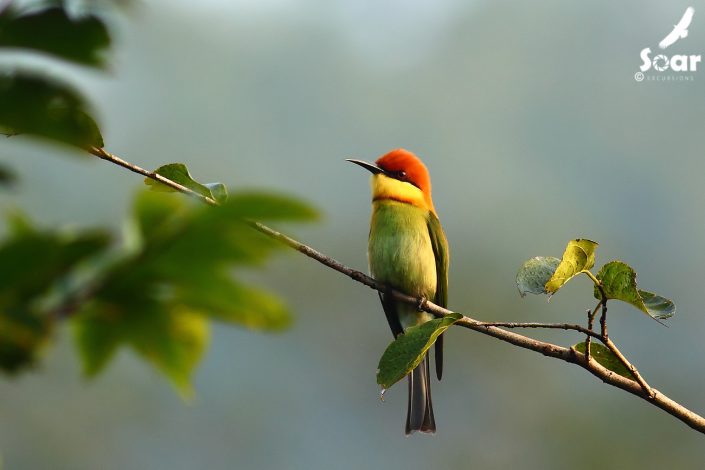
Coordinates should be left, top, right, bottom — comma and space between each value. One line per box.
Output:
545, 239, 598, 294
516, 256, 560, 296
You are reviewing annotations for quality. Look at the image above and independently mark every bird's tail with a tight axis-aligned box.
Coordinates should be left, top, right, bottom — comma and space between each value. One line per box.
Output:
405, 354, 435, 435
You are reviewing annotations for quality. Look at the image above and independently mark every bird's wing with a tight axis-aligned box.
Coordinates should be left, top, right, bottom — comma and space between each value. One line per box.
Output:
427, 212, 449, 380
379, 291, 404, 338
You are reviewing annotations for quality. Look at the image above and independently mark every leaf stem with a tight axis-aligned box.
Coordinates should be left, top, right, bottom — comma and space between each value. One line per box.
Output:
583, 270, 601, 286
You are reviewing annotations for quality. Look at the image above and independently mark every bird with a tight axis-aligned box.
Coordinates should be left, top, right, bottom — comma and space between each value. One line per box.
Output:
347, 148, 449, 435
659, 6, 694, 50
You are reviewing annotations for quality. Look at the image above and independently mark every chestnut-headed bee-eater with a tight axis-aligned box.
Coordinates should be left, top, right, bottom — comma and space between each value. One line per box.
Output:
347, 148, 449, 435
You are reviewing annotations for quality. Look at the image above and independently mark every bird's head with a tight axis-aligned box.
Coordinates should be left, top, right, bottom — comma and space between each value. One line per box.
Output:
347, 148, 435, 213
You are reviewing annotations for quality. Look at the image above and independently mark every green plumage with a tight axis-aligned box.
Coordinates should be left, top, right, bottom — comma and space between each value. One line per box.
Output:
368, 199, 449, 434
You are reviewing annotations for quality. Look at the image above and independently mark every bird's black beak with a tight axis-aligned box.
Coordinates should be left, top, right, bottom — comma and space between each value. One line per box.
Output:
346, 159, 384, 175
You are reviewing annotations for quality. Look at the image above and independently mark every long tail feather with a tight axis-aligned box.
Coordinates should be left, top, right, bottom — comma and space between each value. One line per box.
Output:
405, 355, 436, 435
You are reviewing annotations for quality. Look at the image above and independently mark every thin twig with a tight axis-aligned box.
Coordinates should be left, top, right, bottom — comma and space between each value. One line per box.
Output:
602, 336, 654, 398
87, 146, 705, 435
585, 302, 600, 364
479, 322, 600, 338
88, 146, 218, 206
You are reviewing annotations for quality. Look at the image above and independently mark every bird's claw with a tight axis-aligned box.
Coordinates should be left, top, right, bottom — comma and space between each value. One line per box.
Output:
417, 295, 428, 311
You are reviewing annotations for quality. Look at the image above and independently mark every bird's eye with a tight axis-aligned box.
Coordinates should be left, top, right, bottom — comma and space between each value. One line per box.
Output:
398, 171, 407, 179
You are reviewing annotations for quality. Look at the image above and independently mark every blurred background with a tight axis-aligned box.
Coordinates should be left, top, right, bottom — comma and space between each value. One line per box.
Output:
2, 0, 705, 468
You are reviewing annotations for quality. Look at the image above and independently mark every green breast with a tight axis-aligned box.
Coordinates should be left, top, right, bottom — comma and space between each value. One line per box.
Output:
368, 200, 437, 298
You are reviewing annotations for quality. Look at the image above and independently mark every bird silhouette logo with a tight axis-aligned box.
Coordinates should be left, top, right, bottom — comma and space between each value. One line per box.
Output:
659, 7, 695, 50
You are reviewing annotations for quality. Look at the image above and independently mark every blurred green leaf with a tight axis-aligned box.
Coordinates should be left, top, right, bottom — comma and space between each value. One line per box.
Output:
177, 274, 291, 330
145, 163, 228, 204
0, 73, 103, 148
377, 313, 461, 390
0, 6, 110, 67
72, 303, 121, 377
74, 299, 209, 398
573, 342, 635, 380
545, 239, 598, 295
595, 261, 675, 321
223, 192, 319, 221
0, 163, 16, 187
0, 215, 110, 373
516, 256, 560, 296
71, 190, 316, 393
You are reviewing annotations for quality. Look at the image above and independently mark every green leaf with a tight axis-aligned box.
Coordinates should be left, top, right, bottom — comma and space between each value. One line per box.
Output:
204, 183, 228, 205
177, 275, 292, 330
0, 73, 103, 148
0, 306, 53, 373
377, 313, 462, 390
73, 300, 209, 397
145, 163, 228, 204
639, 290, 676, 320
573, 342, 635, 380
0, 223, 110, 300
128, 307, 209, 398
0, 214, 110, 373
516, 256, 560, 296
223, 192, 319, 221
0, 6, 110, 67
545, 239, 598, 294
72, 303, 121, 377
595, 261, 675, 321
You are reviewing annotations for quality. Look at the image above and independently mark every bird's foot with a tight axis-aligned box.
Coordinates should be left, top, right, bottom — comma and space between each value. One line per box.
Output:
417, 295, 428, 311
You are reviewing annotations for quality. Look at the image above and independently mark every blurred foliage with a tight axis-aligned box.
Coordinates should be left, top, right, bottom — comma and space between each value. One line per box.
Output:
0, 4, 110, 67
0, 72, 104, 148
0, 0, 320, 397
0, 190, 317, 394
0, 1, 106, 149
0, 163, 16, 187
0, 213, 110, 372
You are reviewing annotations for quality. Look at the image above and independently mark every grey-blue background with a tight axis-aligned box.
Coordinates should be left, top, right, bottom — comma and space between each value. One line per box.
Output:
2, 0, 704, 468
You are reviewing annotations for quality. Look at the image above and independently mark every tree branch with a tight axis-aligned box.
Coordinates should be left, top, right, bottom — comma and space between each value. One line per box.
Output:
87, 146, 705, 436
